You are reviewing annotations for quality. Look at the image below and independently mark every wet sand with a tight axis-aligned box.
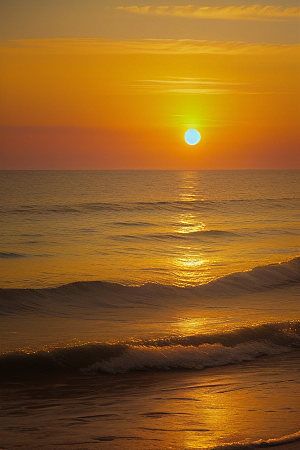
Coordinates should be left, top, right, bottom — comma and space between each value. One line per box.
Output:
278, 445, 300, 450
1, 352, 299, 450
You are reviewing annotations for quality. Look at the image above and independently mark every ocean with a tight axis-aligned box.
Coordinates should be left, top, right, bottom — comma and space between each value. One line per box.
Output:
0, 170, 299, 450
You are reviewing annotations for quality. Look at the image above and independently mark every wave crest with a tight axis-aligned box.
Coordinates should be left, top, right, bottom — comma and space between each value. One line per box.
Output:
1, 322, 299, 379
192, 256, 300, 296
210, 431, 300, 449
0, 257, 299, 317
84, 341, 290, 375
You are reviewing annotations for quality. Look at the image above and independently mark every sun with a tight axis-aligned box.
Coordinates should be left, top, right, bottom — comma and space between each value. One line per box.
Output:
185, 129, 201, 145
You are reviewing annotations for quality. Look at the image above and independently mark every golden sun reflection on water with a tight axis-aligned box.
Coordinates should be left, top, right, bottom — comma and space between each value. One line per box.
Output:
177, 214, 206, 235
170, 172, 214, 287
178, 170, 202, 202
172, 214, 210, 286
174, 317, 212, 335
173, 314, 234, 336
177, 255, 205, 268
182, 403, 235, 450
171, 250, 212, 286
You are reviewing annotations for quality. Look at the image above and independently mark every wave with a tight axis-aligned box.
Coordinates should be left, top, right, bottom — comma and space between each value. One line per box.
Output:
20, 234, 44, 236
85, 340, 296, 375
1, 322, 299, 379
84, 322, 300, 374
2, 200, 213, 214
113, 221, 154, 227
0, 252, 52, 262
1, 257, 299, 316
112, 229, 240, 242
192, 256, 300, 296
2, 197, 297, 215
187, 230, 239, 237
209, 431, 300, 449
0, 252, 27, 258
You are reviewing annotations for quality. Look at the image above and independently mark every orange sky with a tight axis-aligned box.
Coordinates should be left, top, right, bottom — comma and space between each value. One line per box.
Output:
0, 1, 299, 169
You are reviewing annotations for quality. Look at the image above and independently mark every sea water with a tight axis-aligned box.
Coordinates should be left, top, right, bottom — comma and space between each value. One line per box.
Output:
0, 170, 299, 288
0, 170, 299, 450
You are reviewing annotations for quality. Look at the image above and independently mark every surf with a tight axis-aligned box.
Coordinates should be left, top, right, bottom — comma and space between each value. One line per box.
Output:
1, 321, 299, 379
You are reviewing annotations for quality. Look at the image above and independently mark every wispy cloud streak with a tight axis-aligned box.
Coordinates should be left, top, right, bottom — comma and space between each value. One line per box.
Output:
116, 5, 300, 21
1, 39, 298, 55
132, 77, 295, 95
134, 77, 244, 94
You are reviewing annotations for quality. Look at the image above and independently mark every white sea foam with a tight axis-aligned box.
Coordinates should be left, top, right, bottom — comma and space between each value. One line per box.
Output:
84, 341, 291, 374
209, 430, 300, 449
1, 322, 299, 379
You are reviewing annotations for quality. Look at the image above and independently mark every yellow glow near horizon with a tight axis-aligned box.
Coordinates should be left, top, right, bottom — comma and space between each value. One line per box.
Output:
0, 38, 299, 169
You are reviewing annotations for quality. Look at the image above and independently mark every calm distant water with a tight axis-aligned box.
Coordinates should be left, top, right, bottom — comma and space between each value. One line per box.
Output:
0, 170, 299, 288
1, 170, 300, 450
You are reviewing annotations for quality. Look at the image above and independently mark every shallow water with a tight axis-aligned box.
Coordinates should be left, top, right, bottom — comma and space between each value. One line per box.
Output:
1, 352, 299, 450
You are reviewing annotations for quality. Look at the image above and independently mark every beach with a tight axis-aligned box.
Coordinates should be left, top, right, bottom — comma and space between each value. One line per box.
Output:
1, 351, 299, 449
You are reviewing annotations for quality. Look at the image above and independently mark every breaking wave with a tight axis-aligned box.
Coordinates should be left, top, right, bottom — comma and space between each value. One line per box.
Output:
1, 322, 299, 379
210, 430, 300, 449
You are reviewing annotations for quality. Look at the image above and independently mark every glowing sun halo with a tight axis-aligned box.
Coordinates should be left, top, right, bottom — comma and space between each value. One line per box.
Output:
185, 129, 201, 145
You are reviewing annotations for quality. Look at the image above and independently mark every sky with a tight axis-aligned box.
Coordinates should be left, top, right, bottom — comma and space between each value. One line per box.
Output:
0, 0, 299, 169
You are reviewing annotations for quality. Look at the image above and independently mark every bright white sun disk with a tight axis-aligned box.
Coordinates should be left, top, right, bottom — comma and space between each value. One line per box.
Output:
185, 129, 201, 145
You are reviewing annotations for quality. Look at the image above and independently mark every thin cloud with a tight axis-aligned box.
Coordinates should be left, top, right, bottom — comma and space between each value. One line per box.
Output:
143, 77, 243, 85
132, 77, 295, 95
116, 5, 300, 21
133, 77, 245, 95
134, 77, 243, 94
1, 39, 298, 56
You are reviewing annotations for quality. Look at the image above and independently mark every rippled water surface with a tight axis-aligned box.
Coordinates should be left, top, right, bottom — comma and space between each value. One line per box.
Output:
0, 170, 299, 288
